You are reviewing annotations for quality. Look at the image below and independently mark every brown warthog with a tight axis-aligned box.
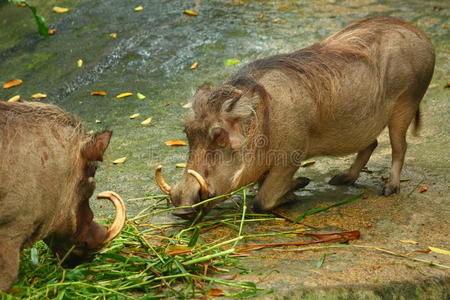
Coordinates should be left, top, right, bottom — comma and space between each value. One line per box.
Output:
0, 102, 126, 290
156, 16, 435, 219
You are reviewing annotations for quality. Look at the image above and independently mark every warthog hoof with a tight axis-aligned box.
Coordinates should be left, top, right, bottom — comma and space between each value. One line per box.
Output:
328, 174, 357, 186
380, 183, 400, 196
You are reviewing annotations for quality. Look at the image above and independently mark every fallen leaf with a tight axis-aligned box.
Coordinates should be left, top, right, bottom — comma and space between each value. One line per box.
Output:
31, 93, 47, 99
129, 113, 140, 119
48, 29, 57, 35
87, 130, 94, 135
85, 274, 94, 281
182, 102, 192, 108
95, 120, 102, 124
141, 117, 152, 125
134, 6, 143, 12
207, 289, 225, 297
300, 160, 315, 167
167, 245, 191, 256
190, 62, 199, 69
137, 93, 146, 100
109, 33, 117, 38
414, 249, 431, 254
432, 6, 442, 11
113, 157, 127, 164
3, 79, 23, 89
428, 246, 450, 256
362, 194, 369, 199
400, 240, 418, 245
418, 186, 428, 193
273, 18, 282, 23
165, 140, 187, 146
77, 59, 83, 68
116, 92, 133, 98
53, 6, 69, 13
446, 82, 450, 88
7, 95, 21, 102
176, 163, 187, 168
183, 10, 198, 16
224, 58, 240, 66
259, 12, 265, 20
90, 91, 107, 96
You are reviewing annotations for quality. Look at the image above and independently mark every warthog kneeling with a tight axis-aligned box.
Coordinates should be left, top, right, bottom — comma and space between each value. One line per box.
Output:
156, 16, 435, 219
0, 102, 126, 290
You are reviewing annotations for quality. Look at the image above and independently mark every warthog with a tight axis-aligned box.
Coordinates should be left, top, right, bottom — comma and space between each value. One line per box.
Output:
156, 16, 435, 219
0, 102, 126, 290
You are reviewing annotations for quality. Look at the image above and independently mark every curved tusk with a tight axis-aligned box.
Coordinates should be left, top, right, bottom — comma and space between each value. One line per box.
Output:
155, 165, 171, 195
97, 191, 126, 244
187, 169, 209, 200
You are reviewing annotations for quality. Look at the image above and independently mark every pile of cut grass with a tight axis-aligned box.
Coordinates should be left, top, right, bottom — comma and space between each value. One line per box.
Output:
3, 185, 271, 299
2, 186, 367, 299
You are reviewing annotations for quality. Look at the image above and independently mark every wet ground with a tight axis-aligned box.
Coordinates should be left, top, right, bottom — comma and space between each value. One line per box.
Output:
1, 0, 449, 298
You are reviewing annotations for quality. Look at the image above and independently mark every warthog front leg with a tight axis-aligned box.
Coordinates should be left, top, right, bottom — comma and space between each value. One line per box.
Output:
253, 166, 308, 212
329, 140, 378, 185
0, 239, 21, 291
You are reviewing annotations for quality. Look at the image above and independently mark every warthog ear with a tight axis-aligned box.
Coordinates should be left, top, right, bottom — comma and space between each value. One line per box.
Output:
219, 93, 258, 149
82, 130, 112, 162
192, 84, 212, 114
221, 93, 258, 121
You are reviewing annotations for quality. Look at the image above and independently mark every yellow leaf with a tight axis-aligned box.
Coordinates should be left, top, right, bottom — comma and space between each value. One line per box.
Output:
95, 120, 102, 124
116, 92, 133, 98
182, 102, 192, 108
113, 157, 127, 164
137, 93, 146, 100
190, 62, 199, 69
91, 91, 107, 96
134, 6, 143, 12
77, 59, 83, 67
3, 79, 23, 89
399, 240, 418, 245
7, 95, 20, 103
141, 117, 152, 125
183, 10, 198, 16
53, 6, 69, 13
165, 140, 187, 146
109, 33, 117, 38
176, 163, 187, 168
129, 113, 140, 119
207, 289, 225, 296
428, 246, 450, 256
87, 130, 94, 135
300, 160, 316, 167
31, 93, 47, 99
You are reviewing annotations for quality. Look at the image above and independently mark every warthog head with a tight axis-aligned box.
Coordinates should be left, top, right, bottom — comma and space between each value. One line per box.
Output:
156, 82, 270, 219
44, 131, 126, 266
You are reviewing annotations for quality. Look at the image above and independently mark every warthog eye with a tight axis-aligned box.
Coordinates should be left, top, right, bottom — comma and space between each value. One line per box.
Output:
210, 127, 229, 147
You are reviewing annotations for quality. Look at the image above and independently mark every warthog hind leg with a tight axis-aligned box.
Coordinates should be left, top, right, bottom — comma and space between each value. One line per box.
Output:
329, 140, 378, 186
382, 102, 418, 196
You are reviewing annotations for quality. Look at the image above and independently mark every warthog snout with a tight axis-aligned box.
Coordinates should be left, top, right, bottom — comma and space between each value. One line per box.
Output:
155, 166, 211, 219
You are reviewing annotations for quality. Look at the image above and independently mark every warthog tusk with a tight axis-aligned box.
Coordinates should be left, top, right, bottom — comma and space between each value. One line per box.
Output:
155, 165, 171, 195
97, 191, 126, 244
187, 169, 209, 200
